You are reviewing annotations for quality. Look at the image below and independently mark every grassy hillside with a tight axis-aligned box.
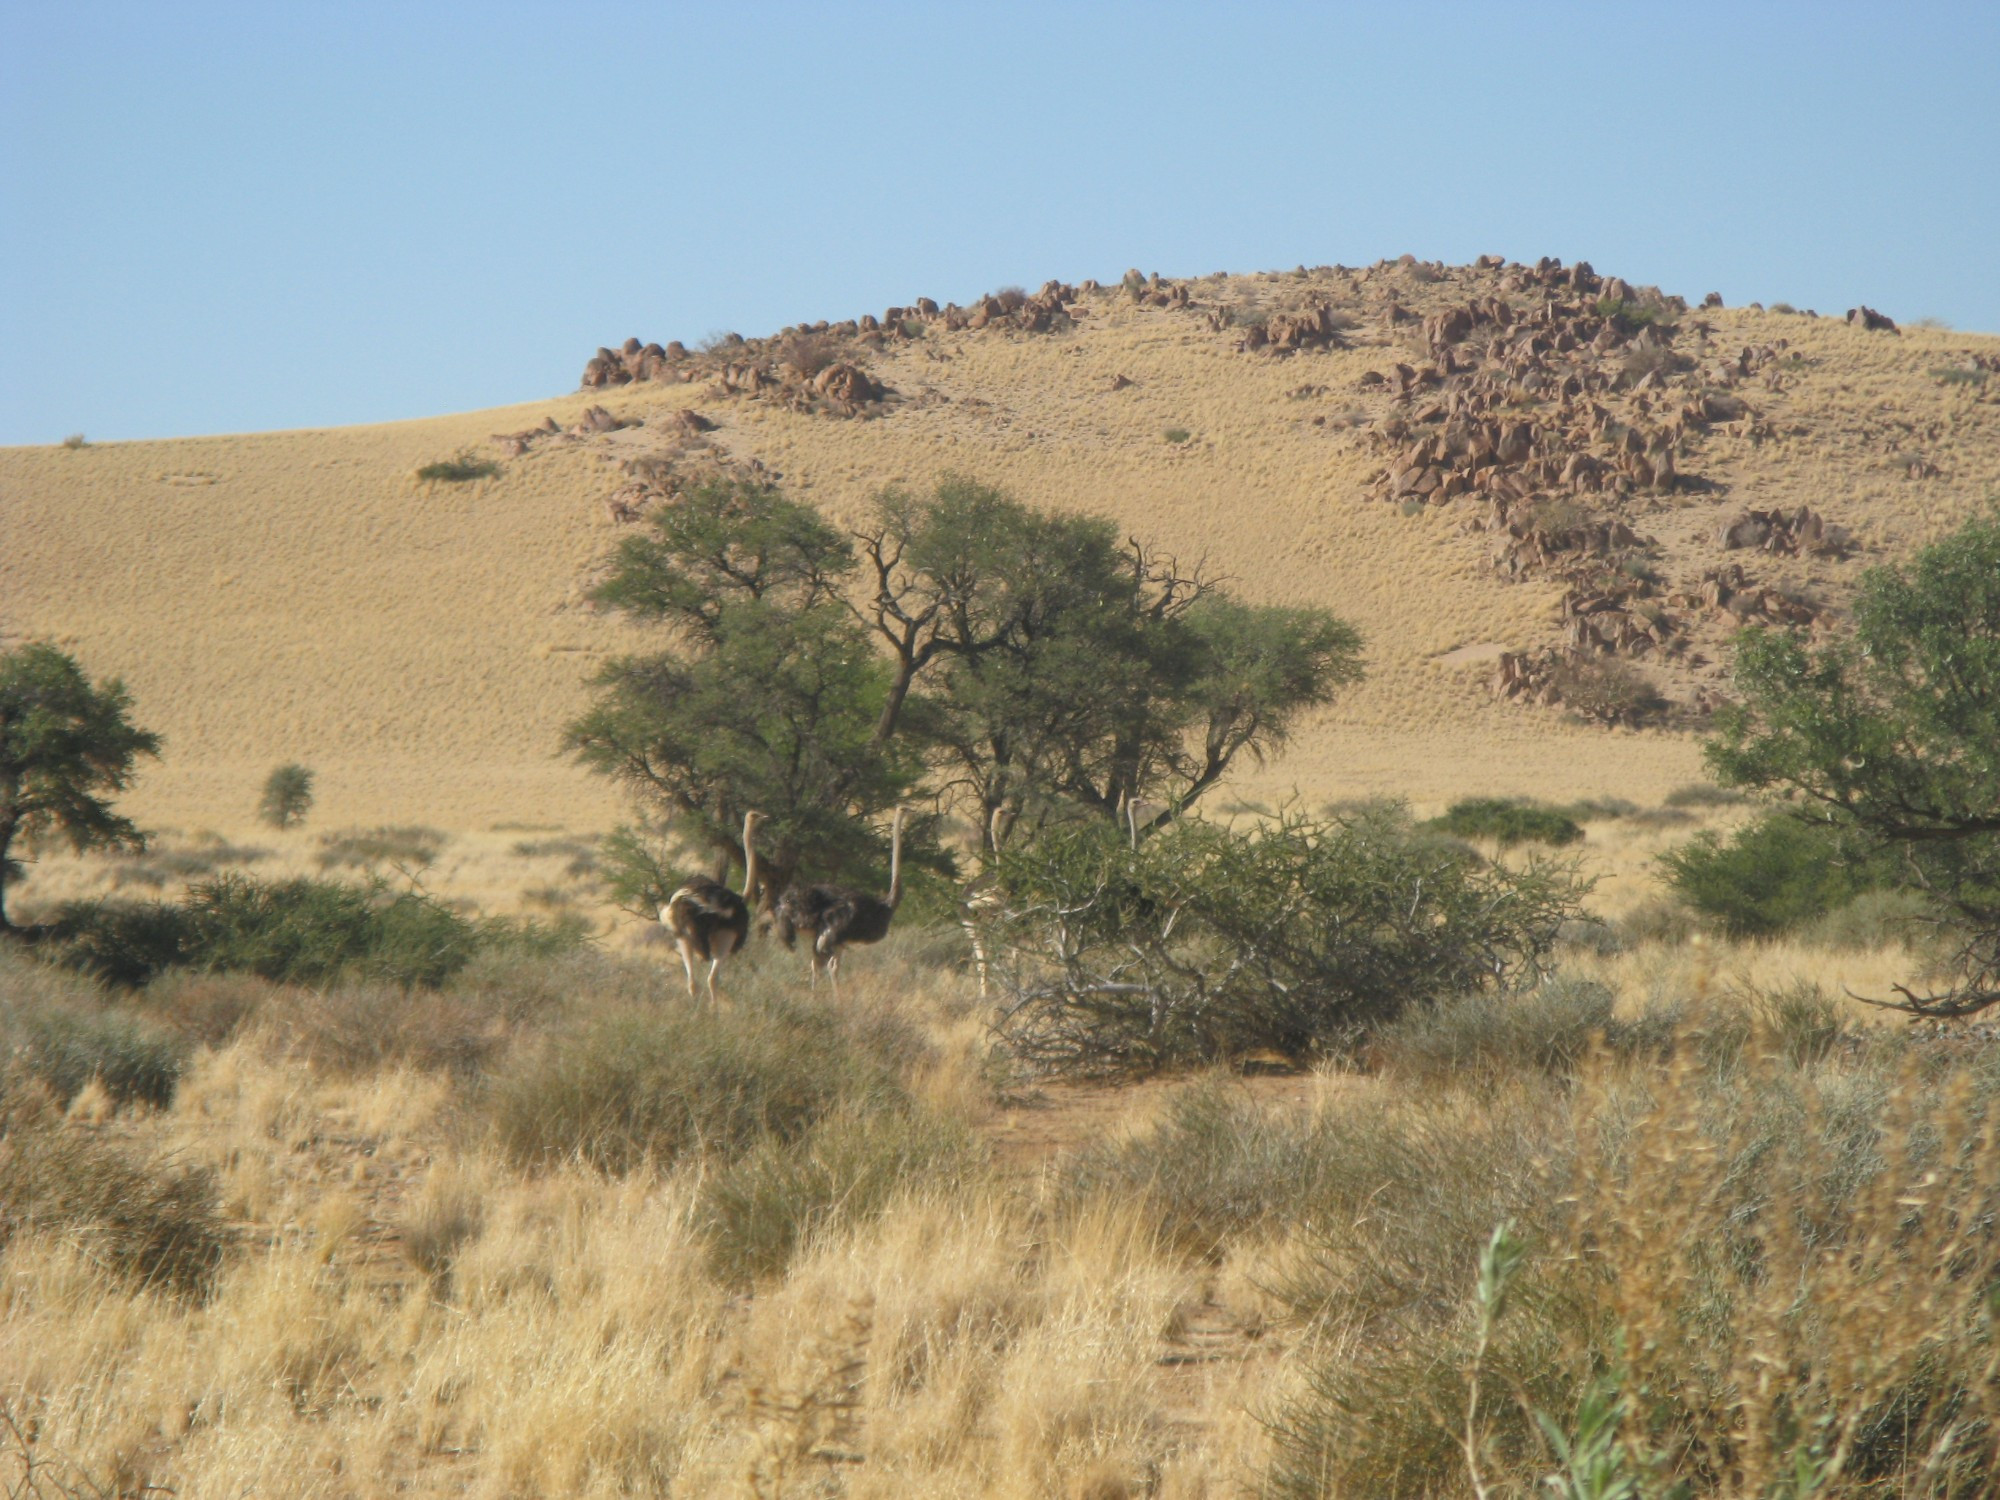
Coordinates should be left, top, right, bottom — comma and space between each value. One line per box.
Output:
4, 261, 1995, 913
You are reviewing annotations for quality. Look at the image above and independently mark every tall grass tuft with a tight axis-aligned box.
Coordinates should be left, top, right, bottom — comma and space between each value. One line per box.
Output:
701, 1106, 981, 1282
484, 994, 926, 1174
0, 1086, 228, 1298
1266, 1033, 2000, 1498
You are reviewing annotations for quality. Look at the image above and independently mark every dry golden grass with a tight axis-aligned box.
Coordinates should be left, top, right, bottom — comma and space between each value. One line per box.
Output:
8, 267, 1995, 934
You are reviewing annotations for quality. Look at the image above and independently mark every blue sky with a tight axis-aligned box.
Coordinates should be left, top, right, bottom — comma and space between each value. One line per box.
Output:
3, 2, 1996, 445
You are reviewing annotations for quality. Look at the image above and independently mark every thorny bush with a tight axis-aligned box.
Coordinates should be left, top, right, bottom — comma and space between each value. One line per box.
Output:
979, 805, 1583, 1076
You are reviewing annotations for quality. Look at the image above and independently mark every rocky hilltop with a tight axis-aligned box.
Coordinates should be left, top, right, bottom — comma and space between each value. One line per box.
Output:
570, 256, 2000, 730
3, 255, 1995, 830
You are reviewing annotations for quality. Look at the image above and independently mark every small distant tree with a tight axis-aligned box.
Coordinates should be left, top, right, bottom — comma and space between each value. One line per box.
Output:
0, 643, 161, 931
1706, 507, 2000, 1013
258, 763, 315, 829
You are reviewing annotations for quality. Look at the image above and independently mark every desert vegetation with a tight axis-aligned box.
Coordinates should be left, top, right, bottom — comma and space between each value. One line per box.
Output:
4, 513, 1999, 1495
4, 855, 1995, 1496
5, 268, 2000, 1493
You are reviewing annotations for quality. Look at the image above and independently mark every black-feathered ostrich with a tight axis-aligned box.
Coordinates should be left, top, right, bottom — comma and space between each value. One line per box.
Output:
661, 809, 765, 1004
776, 806, 906, 992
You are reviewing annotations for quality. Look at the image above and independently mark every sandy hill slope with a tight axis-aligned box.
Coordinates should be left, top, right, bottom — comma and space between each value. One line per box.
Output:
5, 259, 1997, 847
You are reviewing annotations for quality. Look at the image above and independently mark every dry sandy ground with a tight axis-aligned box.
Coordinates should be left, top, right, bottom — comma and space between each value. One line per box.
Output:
4, 263, 1996, 922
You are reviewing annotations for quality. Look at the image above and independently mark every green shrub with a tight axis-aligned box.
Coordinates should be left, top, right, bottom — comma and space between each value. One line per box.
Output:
10, 1004, 187, 1107
1164, 427, 1193, 444
1933, 366, 1988, 387
0, 1090, 227, 1297
43, 897, 196, 986
484, 996, 924, 1174
185, 874, 481, 987
700, 1106, 979, 1282
1426, 798, 1584, 848
414, 449, 498, 483
985, 806, 1581, 1075
43, 874, 506, 989
1659, 811, 1896, 937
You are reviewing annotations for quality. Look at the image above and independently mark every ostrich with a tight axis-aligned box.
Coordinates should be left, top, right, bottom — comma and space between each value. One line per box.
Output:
776, 807, 906, 992
660, 809, 765, 1005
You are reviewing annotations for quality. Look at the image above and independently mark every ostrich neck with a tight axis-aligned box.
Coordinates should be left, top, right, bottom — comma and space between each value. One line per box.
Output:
886, 810, 905, 910
741, 817, 760, 902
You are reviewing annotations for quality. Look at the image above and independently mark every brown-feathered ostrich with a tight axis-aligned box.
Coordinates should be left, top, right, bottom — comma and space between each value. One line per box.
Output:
661, 810, 765, 1004
776, 807, 905, 993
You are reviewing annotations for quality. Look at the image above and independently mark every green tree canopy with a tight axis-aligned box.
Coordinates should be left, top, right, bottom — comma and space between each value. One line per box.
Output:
857, 476, 1364, 851
566, 480, 918, 902
0, 643, 161, 930
570, 473, 1366, 901
1706, 507, 2000, 1012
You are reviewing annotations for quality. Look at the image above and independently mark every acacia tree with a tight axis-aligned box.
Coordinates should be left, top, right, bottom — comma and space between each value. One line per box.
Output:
566, 480, 919, 906
856, 476, 1364, 852
1707, 508, 2000, 1014
0, 643, 161, 931
570, 474, 1365, 902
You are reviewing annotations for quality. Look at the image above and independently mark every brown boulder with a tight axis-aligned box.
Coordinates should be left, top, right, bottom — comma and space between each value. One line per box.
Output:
813, 362, 885, 404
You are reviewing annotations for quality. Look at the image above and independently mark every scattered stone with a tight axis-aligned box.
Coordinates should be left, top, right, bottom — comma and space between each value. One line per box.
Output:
1846, 305, 1900, 334
1717, 506, 1852, 558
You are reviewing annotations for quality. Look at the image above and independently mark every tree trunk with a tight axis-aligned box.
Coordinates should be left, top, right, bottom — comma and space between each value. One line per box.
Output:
0, 811, 16, 931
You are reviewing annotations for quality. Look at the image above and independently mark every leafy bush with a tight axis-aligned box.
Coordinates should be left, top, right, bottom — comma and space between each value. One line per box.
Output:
484, 996, 924, 1174
1705, 508, 2000, 1015
1163, 427, 1192, 444
414, 449, 498, 483
1425, 797, 1583, 848
8, 1004, 187, 1107
43, 874, 510, 988
1659, 811, 1896, 937
1933, 365, 1988, 386
700, 1105, 979, 1282
983, 806, 1582, 1075
0, 1088, 227, 1298
185, 874, 482, 987
42, 898, 197, 986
